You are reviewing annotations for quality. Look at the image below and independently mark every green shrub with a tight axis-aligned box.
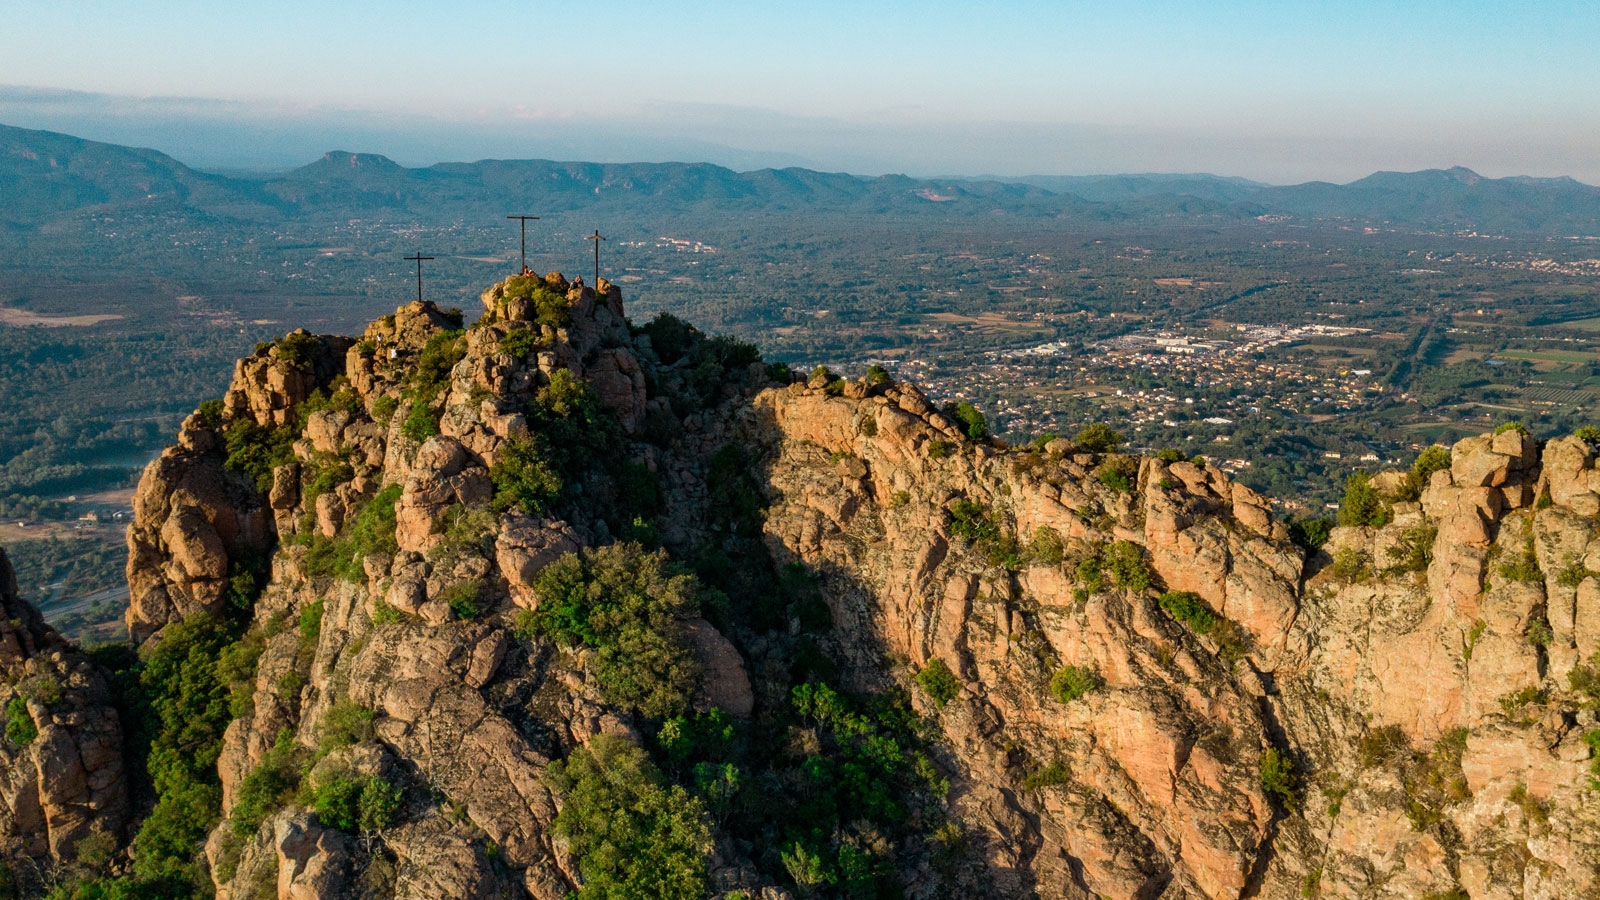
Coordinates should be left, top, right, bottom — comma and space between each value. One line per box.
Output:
914, 658, 962, 708
1332, 547, 1370, 583
301, 484, 402, 583
865, 365, 891, 386
1021, 758, 1072, 791
1158, 590, 1217, 633
1357, 724, 1409, 768
1075, 555, 1105, 594
439, 581, 483, 620
945, 401, 989, 441
196, 398, 226, 429
1576, 426, 1600, 444
412, 330, 466, 397
400, 397, 440, 443
229, 730, 301, 840
298, 599, 325, 647
224, 418, 298, 492
1526, 618, 1554, 647
1494, 421, 1528, 436
312, 775, 400, 834
1075, 423, 1124, 453
1556, 555, 1597, 588
501, 275, 573, 329
527, 544, 702, 718
273, 332, 319, 371
1382, 524, 1437, 577
498, 325, 545, 358
948, 500, 1000, 544
489, 436, 562, 515
1288, 517, 1334, 551
547, 734, 711, 900
1156, 447, 1186, 463
4, 698, 36, 747
1337, 472, 1391, 528
370, 394, 399, 423
318, 702, 376, 756
1103, 540, 1152, 592
1095, 455, 1138, 493
1498, 536, 1542, 583
358, 777, 403, 832
1259, 747, 1299, 810
299, 385, 360, 420
927, 440, 953, 459
1569, 653, 1600, 709
1049, 666, 1101, 704
1027, 526, 1065, 567
1583, 730, 1600, 788
1412, 445, 1452, 484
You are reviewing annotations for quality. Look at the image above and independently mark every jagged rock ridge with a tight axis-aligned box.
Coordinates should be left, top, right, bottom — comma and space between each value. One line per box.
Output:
0, 273, 1595, 899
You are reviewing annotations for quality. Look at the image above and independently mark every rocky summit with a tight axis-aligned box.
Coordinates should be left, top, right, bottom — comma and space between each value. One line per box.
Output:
1, 273, 1597, 900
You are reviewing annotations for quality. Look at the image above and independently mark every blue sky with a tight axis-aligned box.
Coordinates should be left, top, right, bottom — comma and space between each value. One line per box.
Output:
2, 1, 1597, 181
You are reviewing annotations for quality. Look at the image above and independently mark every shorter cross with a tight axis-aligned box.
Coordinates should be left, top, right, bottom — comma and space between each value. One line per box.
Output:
404, 253, 433, 303
506, 215, 539, 274
585, 230, 606, 289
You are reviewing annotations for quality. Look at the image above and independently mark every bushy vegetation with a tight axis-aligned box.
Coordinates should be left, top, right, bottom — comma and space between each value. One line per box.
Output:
1337, 471, 1391, 528
1382, 524, 1437, 577
497, 324, 546, 358
220, 729, 303, 876
914, 658, 962, 708
1288, 517, 1333, 551
1157, 590, 1248, 664
1497, 535, 1543, 583
224, 418, 298, 492
499, 274, 574, 330
490, 435, 562, 515
1074, 423, 1124, 454
524, 543, 702, 718
311, 775, 402, 834
1102, 540, 1152, 592
548, 734, 711, 900
4, 697, 36, 747
299, 484, 402, 582
397, 329, 466, 442
1095, 455, 1139, 493
1049, 665, 1101, 704
948, 499, 1000, 544
943, 401, 988, 441
1259, 747, 1299, 811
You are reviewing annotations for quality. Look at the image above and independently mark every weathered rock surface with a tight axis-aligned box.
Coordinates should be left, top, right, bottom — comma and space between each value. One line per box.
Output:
93, 275, 1600, 900
0, 546, 128, 878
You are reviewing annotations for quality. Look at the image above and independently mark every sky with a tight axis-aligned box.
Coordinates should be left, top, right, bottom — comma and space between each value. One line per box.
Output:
2, 0, 1598, 183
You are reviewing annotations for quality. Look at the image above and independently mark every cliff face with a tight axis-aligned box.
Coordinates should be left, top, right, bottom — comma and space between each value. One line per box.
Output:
18, 273, 1594, 899
0, 547, 127, 884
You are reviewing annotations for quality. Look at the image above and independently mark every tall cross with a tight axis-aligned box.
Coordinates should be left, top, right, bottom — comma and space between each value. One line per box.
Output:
404, 253, 433, 303
506, 215, 539, 274
585, 230, 606, 289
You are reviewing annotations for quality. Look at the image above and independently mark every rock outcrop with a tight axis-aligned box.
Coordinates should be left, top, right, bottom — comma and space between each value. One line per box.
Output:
0, 546, 127, 883
50, 274, 1600, 900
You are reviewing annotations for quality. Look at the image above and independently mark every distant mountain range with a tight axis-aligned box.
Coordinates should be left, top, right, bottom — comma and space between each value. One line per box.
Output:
4, 122, 1599, 235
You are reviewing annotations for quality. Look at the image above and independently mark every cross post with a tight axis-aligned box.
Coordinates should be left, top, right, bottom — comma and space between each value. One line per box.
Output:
585, 230, 606, 290
404, 253, 434, 303
506, 215, 539, 274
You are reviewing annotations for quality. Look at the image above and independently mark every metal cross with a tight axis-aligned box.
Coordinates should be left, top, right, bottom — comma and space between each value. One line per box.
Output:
585, 230, 606, 289
506, 215, 539, 274
404, 253, 433, 303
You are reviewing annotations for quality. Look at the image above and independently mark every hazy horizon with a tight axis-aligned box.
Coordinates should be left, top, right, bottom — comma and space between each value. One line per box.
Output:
3, 1, 1599, 183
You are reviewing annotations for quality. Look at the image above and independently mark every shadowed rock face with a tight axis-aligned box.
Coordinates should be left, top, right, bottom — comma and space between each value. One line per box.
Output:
100, 276, 1600, 900
0, 547, 128, 877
